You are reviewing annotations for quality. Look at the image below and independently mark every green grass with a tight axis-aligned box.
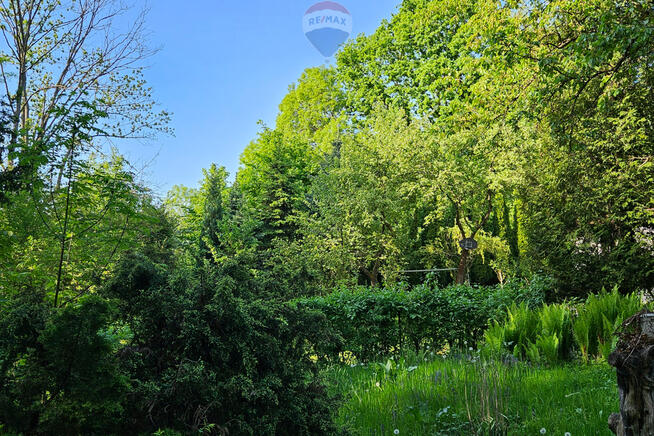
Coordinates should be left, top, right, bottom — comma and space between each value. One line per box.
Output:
324, 353, 618, 435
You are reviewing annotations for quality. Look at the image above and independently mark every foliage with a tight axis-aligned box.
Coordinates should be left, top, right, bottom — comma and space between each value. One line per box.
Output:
467, 0, 654, 295
332, 0, 654, 294
0, 292, 127, 435
276, 66, 346, 151
308, 106, 429, 286
336, 0, 477, 120
0, 0, 169, 147
573, 289, 642, 362
0, 146, 162, 305
296, 278, 546, 362
1, 0, 653, 432
238, 127, 319, 246
102, 253, 338, 435
484, 288, 643, 364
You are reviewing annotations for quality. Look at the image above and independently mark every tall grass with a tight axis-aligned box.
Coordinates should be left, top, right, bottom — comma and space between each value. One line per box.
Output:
325, 354, 617, 435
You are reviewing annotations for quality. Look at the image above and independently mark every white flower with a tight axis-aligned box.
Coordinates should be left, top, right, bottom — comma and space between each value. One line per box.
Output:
375, 381, 380, 387
540, 429, 546, 434
564, 433, 571, 436
394, 430, 400, 435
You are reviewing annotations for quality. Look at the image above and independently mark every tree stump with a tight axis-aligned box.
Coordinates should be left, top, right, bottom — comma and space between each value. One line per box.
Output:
608, 311, 654, 436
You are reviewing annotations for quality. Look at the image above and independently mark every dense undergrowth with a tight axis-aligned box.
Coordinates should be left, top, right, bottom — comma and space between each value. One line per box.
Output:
484, 289, 645, 364
1, 273, 636, 435
314, 289, 643, 435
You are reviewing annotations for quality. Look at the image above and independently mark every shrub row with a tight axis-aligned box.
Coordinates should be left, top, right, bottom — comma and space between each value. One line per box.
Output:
483, 288, 643, 363
294, 277, 548, 362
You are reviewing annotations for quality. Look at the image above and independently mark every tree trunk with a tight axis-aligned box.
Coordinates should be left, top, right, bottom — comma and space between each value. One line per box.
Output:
54, 140, 75, 308
608, 311, 654, 436
362, 263, 379, 287
368, 269, 379, 287
456, 249, 469, 284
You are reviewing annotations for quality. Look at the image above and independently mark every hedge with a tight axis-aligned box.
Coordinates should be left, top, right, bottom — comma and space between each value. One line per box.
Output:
293, 277, 548, 362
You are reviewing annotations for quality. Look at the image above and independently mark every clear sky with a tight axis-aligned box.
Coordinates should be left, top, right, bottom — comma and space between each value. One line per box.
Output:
119, 0, 400, 196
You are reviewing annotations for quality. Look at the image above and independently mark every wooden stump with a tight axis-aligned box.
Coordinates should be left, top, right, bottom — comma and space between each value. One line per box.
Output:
608, 311, 654, 436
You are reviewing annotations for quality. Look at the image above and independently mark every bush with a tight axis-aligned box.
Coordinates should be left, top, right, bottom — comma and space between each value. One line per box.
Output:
484, 288, 643, 364
0, 292, 127, 435
573, 288, 642, 362
295, 277, 545, 362
0, 254, 341, 436
103, 253, 338, 435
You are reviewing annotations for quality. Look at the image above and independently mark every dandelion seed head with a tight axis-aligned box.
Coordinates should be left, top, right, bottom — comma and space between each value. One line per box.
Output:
540, 428, 546, 434
394, 430, 400, 435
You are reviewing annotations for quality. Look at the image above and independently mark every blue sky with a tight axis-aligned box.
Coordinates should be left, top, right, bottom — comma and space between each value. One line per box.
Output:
120, 0, 400, 195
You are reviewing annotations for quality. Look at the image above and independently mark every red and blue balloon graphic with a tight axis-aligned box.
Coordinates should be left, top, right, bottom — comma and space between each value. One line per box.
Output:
303, 2, 352, 57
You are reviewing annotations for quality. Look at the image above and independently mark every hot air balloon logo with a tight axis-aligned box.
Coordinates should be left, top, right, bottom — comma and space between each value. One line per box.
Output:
303, 2, 352, 57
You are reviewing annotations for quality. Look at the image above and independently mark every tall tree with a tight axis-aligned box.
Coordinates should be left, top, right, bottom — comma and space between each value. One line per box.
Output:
276, 66, 345, 152
336, 0, 477, 120
465, 0, 654, 294
310, 106, 425, 286
0, 0, 169, 191
198, 164, 228, 261
238, 127, 319, 247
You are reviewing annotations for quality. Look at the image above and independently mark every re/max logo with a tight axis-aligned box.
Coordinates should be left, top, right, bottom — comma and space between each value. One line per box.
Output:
307, 16, 348, 26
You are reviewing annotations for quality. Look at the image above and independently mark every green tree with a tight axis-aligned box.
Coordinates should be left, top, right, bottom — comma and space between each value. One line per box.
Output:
0, 139, 157, 307
310, 106, 425, 286
197, 164, 229, 261
238, 127, 320, 247
337, 0, 477, 120
276, 66, 345, 152
465, 0, 654, 294
334, 0, 531, 285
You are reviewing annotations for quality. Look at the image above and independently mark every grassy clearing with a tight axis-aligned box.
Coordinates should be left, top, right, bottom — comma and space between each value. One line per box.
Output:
324, 353, 618, 435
